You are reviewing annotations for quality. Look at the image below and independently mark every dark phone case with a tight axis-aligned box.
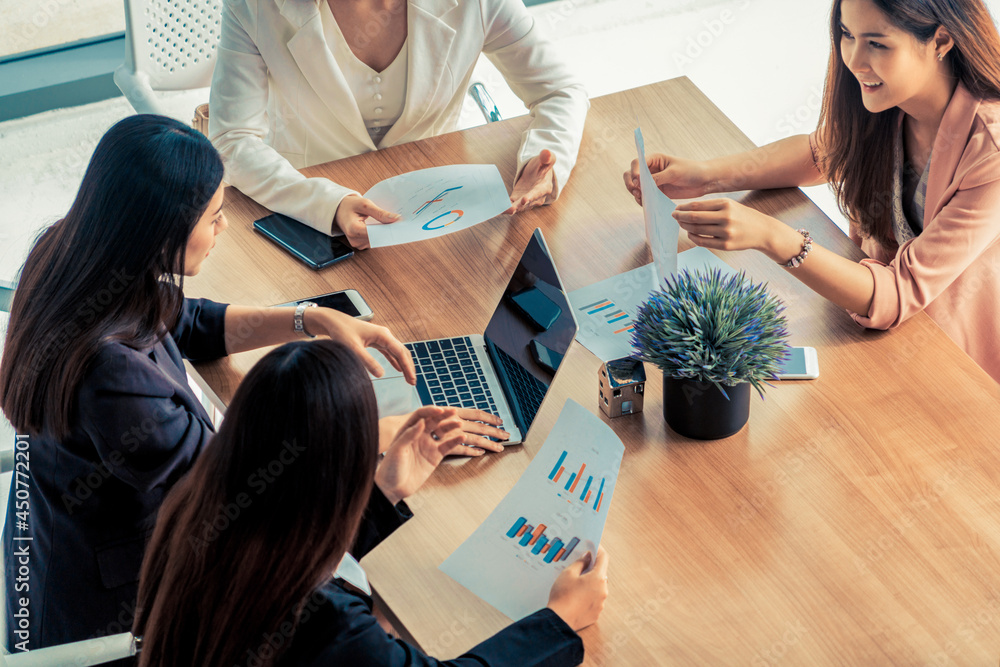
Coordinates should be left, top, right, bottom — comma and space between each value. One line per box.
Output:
510, 286, 562, 330
253, 213, 353, 270
529, 339, 563, 374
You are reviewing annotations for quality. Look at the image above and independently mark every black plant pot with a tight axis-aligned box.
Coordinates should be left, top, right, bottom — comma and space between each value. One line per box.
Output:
662, 377, 751, 440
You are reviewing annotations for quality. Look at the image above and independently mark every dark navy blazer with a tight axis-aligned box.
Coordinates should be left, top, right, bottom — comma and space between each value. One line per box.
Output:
3, 298, 228, 652
279, 489, 585, 667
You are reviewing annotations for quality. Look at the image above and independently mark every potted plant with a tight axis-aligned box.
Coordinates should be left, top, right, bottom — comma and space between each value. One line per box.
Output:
631, 268, 790, 440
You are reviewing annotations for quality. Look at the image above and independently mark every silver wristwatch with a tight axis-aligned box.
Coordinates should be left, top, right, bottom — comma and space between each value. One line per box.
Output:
294, 301, 318, 338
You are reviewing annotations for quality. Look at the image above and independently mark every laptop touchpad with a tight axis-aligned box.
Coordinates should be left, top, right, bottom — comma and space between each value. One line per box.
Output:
367, 348, 423, 417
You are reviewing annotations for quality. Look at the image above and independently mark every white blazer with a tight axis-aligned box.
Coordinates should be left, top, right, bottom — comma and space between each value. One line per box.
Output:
209, 0, 590, 235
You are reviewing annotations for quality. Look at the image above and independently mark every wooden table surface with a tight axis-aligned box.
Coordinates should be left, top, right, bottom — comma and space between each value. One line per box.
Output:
185, 77, 1000, 666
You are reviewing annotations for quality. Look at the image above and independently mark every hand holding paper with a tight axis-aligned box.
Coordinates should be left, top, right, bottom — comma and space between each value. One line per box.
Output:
335, 194, 401, 250
624, 152, 715, 202
546, 545, 610, 631
440, 400, 622, 621
634, 127, 679, 280
363, 164, 510, 248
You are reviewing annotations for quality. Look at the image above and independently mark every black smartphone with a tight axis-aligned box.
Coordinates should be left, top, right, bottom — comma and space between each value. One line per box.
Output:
529, 339, 564, 375
510, 285, 562, 330
253, 212, 354, 270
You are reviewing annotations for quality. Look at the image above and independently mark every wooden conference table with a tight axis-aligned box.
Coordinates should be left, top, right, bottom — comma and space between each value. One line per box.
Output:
185, 78, 1000, 665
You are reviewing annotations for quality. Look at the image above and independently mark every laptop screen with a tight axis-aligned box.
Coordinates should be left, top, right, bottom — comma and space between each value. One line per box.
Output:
483, 229, 578, 435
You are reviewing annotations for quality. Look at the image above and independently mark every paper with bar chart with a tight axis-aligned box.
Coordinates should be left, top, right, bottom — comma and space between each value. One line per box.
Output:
363, 164, 510, 248
568, 247, 737, 362
440, 399, 624, 620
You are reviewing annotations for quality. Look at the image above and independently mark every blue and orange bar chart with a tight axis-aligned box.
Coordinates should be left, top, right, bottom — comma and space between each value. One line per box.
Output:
506, 517, 580, 564
577, 298, 634, 335
548, 450, 605, 512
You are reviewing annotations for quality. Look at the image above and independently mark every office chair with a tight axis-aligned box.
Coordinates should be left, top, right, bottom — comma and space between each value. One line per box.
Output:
469, 83, 503, 123
0, 312, 13, 652
113, 0, 222, 118
0, 310, 12, 476
0, 287, 12, 314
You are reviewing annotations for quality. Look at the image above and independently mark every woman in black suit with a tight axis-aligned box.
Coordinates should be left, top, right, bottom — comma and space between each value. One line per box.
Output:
135, 339, 609, 666
0, 115, 421, 652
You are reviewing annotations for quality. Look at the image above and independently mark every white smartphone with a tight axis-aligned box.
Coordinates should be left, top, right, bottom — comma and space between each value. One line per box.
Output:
777, 346, 819, 380
274, 289, 374, 321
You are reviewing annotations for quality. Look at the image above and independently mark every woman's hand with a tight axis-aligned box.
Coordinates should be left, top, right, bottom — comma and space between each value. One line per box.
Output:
672, 198, 800, 260
506, 149, 556, 214
375, 406, 465, 505
304, 307, 416, 384
334, 194, 400, 250
547, 546, 610, 631
379, 409, 509, 455
447, 408, 509, 452
624, 153, 713, 204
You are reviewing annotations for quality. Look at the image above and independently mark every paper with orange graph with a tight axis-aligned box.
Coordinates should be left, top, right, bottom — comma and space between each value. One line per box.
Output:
440, 399, 623, 620
364, 164, 510, 247
568, 246, 736, 362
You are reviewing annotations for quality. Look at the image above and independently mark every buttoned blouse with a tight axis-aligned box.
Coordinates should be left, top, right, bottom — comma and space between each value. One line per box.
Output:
319, 1, 407, 146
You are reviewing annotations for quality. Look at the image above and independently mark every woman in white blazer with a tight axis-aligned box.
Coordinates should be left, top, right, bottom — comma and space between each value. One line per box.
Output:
209, 0, 590, 248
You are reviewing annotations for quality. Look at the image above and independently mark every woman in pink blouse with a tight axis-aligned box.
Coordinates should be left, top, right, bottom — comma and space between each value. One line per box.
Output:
625, 0, 1000, 383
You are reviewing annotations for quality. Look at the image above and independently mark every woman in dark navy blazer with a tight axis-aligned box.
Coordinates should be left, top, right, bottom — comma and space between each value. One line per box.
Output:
0, 115, 421, 653
134, 339, 609, 666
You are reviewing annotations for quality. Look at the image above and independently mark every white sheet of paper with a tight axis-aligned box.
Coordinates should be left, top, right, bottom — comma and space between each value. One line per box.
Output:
635, 127, 679, 281
568, 247, 737, 362
440, 399, 623, 620
364, 164, 510, 248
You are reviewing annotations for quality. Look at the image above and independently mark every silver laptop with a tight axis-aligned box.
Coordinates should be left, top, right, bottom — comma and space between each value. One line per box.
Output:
371, 229, 578, 445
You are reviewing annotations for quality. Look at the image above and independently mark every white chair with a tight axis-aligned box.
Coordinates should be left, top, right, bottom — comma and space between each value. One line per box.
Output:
114, 0, 222, 116
2, 634, 139, 666
469, 83, 503, 123
0, 287, 12, 314
1, 312, 14, 654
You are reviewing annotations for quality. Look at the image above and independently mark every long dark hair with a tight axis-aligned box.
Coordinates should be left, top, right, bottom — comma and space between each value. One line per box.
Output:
817, 0, 1000, 249
0, 114, 224, 439
135, 340, 380, 667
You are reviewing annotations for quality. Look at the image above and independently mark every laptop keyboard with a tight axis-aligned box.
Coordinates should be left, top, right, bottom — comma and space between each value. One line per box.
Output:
406, 337, 498, 415
489, 342, 548, 424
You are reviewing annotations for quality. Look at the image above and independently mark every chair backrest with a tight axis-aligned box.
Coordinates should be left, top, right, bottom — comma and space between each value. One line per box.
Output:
0, 310, 12, 467
0, 286, 12, 313
122, 0, 223, 91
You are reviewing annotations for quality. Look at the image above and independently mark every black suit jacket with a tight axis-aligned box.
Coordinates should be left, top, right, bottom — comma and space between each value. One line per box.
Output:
3, 298, 228, 651
279, 489, 585, 667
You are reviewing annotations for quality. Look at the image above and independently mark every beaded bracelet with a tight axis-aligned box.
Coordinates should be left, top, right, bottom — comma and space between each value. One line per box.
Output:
781, 229, 813, 268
